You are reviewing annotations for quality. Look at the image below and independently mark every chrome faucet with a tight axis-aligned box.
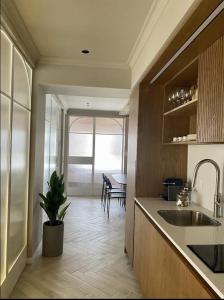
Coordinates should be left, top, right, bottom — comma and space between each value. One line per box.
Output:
192, 159, 223, 218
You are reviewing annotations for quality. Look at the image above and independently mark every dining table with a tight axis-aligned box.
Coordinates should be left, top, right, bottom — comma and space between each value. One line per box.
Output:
112, 173, 127, 186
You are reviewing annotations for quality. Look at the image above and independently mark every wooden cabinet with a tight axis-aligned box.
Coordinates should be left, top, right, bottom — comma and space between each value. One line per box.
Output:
125, 83, 187, 264
134, 204, 216, 299
162, 35, 224, 145
162, 60, 198, 145
197, 35, 224, 143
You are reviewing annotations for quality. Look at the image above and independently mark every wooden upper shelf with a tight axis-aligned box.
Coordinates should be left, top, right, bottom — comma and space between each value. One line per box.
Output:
164, 98, 198, 117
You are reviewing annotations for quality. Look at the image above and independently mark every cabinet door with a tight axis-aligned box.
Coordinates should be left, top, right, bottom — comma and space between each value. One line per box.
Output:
134, 205, 215, 298
197, 35, 224, 143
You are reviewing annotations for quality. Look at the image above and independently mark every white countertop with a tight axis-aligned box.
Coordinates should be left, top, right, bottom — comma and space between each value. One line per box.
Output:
135, 197, 224, 298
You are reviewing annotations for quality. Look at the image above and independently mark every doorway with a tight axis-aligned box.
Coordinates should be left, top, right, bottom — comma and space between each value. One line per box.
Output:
66, 115, 125, 196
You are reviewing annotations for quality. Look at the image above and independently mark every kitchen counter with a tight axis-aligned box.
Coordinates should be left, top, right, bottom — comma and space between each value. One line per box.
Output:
135, 197, 224, 298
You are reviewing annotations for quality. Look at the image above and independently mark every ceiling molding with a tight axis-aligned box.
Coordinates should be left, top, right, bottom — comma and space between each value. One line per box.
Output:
38, 56, 130, 70
127, 0, 168, 69
1, 0, 40, 67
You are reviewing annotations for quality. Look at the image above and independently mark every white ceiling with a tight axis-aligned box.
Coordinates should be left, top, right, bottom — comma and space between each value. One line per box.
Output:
13, 0, 154, 67
58, 95, 128, 111
44, 84, 130, 98
44, 84, 130, 111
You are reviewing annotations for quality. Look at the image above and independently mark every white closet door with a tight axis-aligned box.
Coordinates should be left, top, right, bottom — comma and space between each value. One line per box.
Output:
8, 103, 30, 270
0, 29, 32, 298
0, 94, 11, 285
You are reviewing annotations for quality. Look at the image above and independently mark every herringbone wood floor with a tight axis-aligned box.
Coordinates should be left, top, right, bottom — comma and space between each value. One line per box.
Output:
10, 197, 142, 299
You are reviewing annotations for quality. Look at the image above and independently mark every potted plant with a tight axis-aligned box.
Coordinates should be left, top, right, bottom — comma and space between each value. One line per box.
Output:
39, 171, 70, 257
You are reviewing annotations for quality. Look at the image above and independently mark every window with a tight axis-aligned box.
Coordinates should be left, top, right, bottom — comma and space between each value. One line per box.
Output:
66, 116, 124, 196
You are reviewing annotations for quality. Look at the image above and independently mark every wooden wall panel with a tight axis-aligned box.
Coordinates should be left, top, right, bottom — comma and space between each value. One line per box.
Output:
142, 0, 224, 85
125, 86, 139, 263
197, 35, 224, 143
136, 84, 164, 197
136, 83, 187, 197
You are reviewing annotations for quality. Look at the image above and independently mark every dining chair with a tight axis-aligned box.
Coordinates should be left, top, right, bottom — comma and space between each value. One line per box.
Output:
101, 174, 124, 210
105, 177, 126, 219
101, 173, 107, 206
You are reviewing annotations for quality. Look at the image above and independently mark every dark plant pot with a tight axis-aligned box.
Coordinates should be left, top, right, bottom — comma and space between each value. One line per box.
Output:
42, 221, 64, 257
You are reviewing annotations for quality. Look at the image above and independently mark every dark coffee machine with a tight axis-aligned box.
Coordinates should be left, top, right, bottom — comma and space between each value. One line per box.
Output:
161, 178, 183, 201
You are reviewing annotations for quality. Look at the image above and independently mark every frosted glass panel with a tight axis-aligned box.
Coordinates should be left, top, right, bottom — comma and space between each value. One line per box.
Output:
13, 48, 31, 109
94, 134, 123, 184
51, 98, 60, 126
69, 116, 93, 133
44, 120, 50, 194
96, 118, 123, 134
68, 116, 93, 157
94, 117, 123, 185
68, 164, 92, 185
0, 94, 11, 284
49, 125, 58, 175
0, 30, 12, 96
44, 95, 62, 194
69, 133, 93, 156
8, 103, 30, 269
50, 100, 61, 174
56, 114, 62, 173
67, 164, 93, 195
45, 95, 52, 122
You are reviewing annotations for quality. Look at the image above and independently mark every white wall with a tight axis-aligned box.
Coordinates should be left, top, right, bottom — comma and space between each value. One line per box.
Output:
187, 145, 224, 211
28, 83, 46, 257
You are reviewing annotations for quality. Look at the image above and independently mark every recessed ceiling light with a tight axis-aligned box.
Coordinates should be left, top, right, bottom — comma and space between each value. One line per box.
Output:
81, 49, 90, 54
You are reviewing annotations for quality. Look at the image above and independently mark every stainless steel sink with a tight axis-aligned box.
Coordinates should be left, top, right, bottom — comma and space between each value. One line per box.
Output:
158, 210, 221, 226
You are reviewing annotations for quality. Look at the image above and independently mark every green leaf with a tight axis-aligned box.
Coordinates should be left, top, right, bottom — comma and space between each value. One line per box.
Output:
40, 170, 69, 222
58, 203, 71, 221
40, 202, 53, 222
40, 201, 46, 210
50, 171, 57, 188
39, 193, 48, 203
